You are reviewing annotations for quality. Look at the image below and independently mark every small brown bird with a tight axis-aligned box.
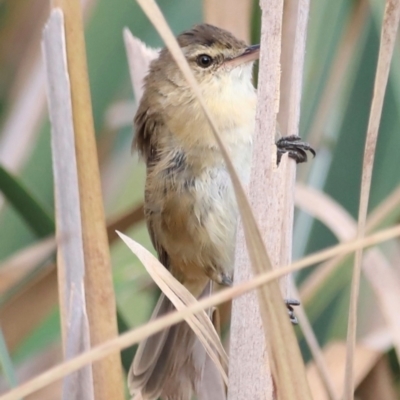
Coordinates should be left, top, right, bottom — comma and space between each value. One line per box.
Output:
129, 23, 313, 400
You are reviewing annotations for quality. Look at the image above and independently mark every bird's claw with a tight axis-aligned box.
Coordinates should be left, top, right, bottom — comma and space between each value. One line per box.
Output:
285, 298, 300, 325
219, 273, 233, 287
276, 135, 315, 165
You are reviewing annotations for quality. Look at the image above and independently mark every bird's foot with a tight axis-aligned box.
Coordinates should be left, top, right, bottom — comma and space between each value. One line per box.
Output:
212, 272, 233, 287
285, 298, 300, 325
276, 135, 315, 165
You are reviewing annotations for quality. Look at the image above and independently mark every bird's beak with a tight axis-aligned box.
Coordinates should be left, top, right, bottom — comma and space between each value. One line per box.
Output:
225, 44, 260, 68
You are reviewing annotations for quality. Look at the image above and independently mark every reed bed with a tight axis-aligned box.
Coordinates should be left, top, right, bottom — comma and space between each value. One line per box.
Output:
1, 0, 400, 399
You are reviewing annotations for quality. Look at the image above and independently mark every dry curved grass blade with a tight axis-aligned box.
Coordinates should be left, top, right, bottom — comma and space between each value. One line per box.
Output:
2, 225, 400, 400
296, 184, 400, 378
343, 3, 400, 398
295, 184, 356, 241
117, 231, 228, 383
300, 183, 400, 304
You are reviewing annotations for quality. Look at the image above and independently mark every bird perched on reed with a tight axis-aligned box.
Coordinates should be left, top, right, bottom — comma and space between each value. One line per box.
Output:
129, 23, 314, 400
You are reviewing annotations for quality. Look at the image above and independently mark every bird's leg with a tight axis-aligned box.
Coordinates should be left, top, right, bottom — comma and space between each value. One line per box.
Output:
275, 136, 314, 323
285, 298, 300, 325
276, 135, 316, 164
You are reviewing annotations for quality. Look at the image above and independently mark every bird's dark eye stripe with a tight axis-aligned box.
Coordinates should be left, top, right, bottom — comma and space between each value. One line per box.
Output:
196, 54, 213, 68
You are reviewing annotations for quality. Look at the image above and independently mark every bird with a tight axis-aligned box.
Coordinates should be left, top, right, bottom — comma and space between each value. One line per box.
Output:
129, 23, 314, 400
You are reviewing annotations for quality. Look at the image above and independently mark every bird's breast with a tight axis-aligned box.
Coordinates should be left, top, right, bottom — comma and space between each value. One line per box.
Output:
146, 79, 256, 285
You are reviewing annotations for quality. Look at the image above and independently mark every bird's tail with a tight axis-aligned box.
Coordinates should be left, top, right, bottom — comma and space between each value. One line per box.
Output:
128, 283, 214, 400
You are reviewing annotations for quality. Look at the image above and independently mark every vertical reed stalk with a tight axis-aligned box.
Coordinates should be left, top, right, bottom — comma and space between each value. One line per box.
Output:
49, 1, 124, 399
343, 1, 400, 398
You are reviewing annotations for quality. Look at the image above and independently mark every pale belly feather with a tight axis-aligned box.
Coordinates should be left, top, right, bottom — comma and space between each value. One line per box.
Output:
145, 139, 251, 289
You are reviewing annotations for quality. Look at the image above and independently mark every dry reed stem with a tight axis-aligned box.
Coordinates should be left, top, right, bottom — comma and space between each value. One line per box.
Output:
228, 0, 284, 395
49, 1, 124, 399
278, 1, 298, 134
42, 9, 95, 398
284, 0, 309, 140
232, 0, 312, 398
277, 0, 310, 299
343, 2, 400, 398
2, 219, 399, 399
203, 0, 253, 42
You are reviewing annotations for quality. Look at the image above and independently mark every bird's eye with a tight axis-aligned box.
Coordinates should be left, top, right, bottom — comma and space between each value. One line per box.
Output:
196, 54, 213, 68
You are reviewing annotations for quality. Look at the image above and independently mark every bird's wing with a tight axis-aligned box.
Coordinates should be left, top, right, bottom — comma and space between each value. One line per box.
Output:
146, 217, 170, 270
133, 98, 171, 269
